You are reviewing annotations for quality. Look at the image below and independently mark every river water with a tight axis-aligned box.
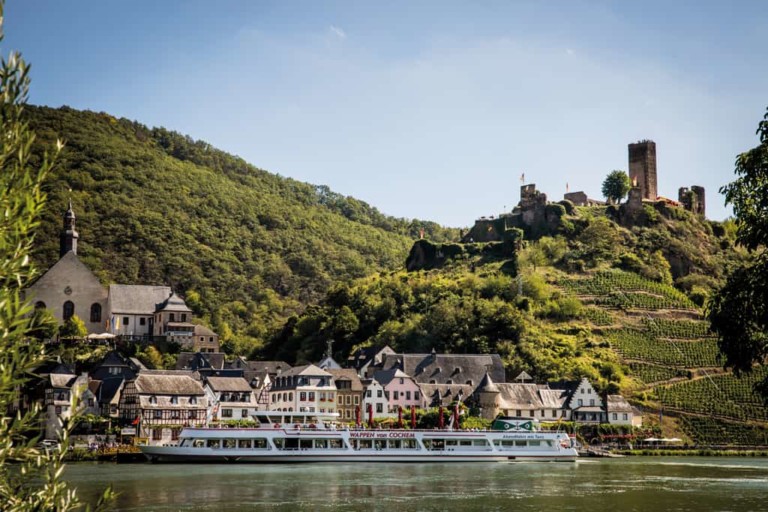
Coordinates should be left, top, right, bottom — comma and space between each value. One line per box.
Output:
65, 457, 768, 511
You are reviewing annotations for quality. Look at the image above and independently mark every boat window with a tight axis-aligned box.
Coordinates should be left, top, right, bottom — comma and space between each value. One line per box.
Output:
224, 439, 237, 449
387, 439, 401, 449
254, 439, 267, 449
446, 439, 457, 446
207, 439, 221, 449
515, 440, 527, 447
545, 440, 553, 447
193, 439, 205, 448
329, 439, 343, 449
299, 439, 313, 450
459, 440, 472, 446
356, 439, 373, 450
238, 439, 252, 449
402, 439, 417, 449
528, 440, 541, 447
314, 439, 329, 449
273, 438, 285, 449
473, 440, 488, 447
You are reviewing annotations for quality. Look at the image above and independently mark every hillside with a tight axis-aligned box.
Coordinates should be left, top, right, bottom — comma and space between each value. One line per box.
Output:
26, 105, 458, 355
267, 203, 768, 445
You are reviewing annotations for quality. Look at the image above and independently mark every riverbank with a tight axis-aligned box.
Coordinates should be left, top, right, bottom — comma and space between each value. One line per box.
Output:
614, 449, 768, 457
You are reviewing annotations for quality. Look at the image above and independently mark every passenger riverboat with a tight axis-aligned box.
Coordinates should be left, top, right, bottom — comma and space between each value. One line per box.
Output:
139, 412, 578, 463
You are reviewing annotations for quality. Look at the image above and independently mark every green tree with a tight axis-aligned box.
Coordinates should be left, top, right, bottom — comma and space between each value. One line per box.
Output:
708, 107, 768, 403
0, 2, 112, 508
59, 314, 87, 340
601, 170, 631, 204
29, 307, 58, 340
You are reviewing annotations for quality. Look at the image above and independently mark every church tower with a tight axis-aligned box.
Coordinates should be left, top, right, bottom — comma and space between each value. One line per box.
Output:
60, 200, 79, 256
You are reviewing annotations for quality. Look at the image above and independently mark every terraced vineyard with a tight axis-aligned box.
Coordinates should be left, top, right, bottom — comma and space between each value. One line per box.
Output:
557, 268, 767, 446
657, 368, 768, 422
678, 415, 768, 447
607, 329, 719, 368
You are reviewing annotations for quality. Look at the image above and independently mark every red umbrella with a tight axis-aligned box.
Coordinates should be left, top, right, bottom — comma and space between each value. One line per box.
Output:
438, 406, 444, 429
410, 405, 416, 429
355, 405, 361, 427
368, 403, 374, 428
397, 406, 403, 429
453, 404, 460, 430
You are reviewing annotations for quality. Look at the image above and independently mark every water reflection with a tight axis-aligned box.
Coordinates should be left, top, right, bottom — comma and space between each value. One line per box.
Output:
65, 458, 768, 511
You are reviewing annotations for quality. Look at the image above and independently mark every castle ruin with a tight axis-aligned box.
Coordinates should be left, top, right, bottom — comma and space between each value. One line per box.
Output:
628, 140, 658, 201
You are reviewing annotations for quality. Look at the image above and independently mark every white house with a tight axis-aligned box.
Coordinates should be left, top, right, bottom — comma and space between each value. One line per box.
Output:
204, 376, 259, 422
361, 378, 389, 417
268, 364, 337, 415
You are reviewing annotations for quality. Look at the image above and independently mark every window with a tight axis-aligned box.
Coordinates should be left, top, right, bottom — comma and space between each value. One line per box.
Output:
123, 316, 129, 326
188, 410, 196, 419
63, 301, 74, 321
222, 409, 233, 418
581, 388, 585, 394
140, 317, 146, 326
35, 301, 46, 309
399, 378, 404, 385
414, 392, 420, 401
589, 399, 595, 406
171, 429, 180, 441
376, 403, 383, 413
552, 410, 557, 418
366, 390, 371, 398
376, 390, 382, 398
241, 409, 248, 418
171, 396, 178, 405
446, 380, 453, 385
623, 413, 628, 420
308, 392, 315, 401
577, 399, 583, 407
170, 410, 180, 419
516, 410, 521, 417
190, 396, 197, 405
345, 395, 351, 406
612, 413, 617, 420
88, 398, 94, 407
90, 303, 101, 323
154, 410, 162, 419
182, 313, 187, 322
394, 391, 399, 400
170, 313, 175, 322
353, 396, 359, 405
209, 337, 214, 342
300, 392, 307, 401
55, 406, 62, 415
149, 396, 157, 405
152, 429, 162, 441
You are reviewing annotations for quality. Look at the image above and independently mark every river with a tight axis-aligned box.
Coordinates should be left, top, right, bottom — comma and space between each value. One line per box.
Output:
65, 457, 768, 511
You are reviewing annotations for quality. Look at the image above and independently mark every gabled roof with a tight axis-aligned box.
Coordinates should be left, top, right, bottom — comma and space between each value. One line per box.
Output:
327, 369, 363, 391
235, 360, 291, 375
49, 373, 76, 388
205, 376, 252, 393
606, 394, 633, 413
495, 383, 544, 409
108, 284, 172, 315
96, 376, 125, 403
133, 372, 204, 396
176, 352, 226, 371
373, 368, 411, 386
26, 251, 105, 294
193, 324, 217, 337
281, 364, 331, 378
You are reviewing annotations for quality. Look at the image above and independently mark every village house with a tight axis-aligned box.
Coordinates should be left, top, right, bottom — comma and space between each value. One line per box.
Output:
562, 377, 605, 423
119, 371, 207, 445
347, 345, 396, 378
327, 369, 363, 423
227, 358, 292, 409
44, 365, 99, 440
361, 378, 388, 417
204, 376, 259, 422
606, 394, 641, 427
269, 364, 337, 415
371, 369, 424, 414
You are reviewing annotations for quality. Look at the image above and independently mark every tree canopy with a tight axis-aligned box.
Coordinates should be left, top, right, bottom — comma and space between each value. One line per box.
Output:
601, 170, 631, 204
708, 107, 768, 403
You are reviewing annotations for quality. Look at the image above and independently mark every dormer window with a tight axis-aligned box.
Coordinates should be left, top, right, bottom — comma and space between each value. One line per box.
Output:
171, 396, 178, 405
149, 395, 157, 405
190, 396, 197, 405
429, 380, 436, 384
446, 379, 453, 385
466, 380, 473, 386
454, 367, 461, 374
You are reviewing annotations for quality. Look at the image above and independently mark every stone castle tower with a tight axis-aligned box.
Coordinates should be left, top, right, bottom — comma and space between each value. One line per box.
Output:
60, 200, 79, 256
628, 141, 657, 200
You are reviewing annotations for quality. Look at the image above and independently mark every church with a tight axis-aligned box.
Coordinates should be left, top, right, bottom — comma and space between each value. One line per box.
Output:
25, 204, 219, 351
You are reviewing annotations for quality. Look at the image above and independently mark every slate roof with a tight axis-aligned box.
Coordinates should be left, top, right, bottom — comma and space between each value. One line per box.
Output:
281, 364, 330, 378
108, 284, 172, 315
236, 360, 291, 376
133, 372, 204, 396
193, 324, 217, 337
419, 383, 473, 406
478, 372, 500, 393
606, 395, 633, 413
49, 373, 76, 388
176, 352, 226, 371
90, 351, 137, 381
205, 376, 253, 393
327, 369, 363, 391
95, 376, 125, 403
380, 353, 505, 391
155, 291, 191, 313
492, 383, 568, 411
372, 368, 411, 386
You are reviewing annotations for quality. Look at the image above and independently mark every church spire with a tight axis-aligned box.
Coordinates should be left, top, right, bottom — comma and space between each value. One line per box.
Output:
60, 199, 79, 256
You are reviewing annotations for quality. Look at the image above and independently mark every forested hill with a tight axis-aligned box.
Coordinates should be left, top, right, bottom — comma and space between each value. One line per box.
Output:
26, 105, 458, 354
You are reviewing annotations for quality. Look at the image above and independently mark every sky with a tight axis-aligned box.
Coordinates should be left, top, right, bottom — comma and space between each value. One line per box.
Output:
5, 1, 767, 226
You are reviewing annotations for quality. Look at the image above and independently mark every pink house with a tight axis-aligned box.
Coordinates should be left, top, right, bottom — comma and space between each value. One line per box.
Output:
372, 369, 424, 414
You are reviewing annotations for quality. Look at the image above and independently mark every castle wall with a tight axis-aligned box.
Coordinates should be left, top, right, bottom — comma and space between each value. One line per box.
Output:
564, 191, 588, 206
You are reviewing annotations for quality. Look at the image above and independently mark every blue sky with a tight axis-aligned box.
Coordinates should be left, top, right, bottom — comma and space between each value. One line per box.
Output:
5, 1, 766, 226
